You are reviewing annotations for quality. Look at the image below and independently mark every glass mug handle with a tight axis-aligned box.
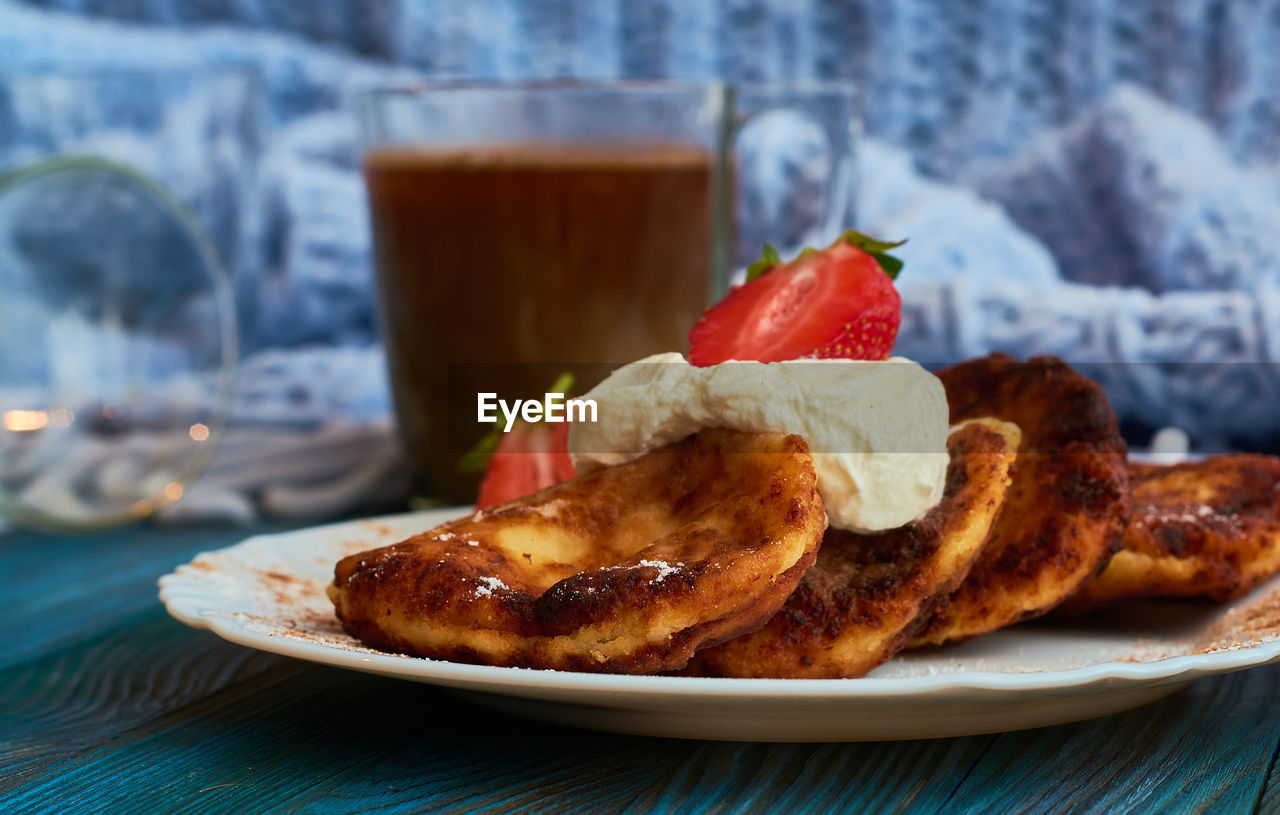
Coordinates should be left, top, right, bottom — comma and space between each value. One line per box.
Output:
723, 83, 861, 287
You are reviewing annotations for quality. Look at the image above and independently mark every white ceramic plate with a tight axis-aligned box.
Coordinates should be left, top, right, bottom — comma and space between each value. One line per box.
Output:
160, 508, 1280, 742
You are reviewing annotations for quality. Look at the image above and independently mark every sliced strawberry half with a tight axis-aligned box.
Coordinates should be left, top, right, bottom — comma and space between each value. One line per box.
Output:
475, 417, 576, 509
688, 231, 905, 366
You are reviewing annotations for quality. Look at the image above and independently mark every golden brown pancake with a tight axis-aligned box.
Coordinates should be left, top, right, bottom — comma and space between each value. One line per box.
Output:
908, 353, 1130, 647
1059, 454, 1280, 614
328, 428, 826, 674
685, 418, 1019, 678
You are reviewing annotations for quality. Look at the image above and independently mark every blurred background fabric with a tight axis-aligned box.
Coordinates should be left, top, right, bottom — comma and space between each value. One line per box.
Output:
2, 0, 1280, 525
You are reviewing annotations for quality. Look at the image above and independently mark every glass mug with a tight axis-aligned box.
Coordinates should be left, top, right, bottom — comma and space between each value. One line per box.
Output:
357, 80, 859, 503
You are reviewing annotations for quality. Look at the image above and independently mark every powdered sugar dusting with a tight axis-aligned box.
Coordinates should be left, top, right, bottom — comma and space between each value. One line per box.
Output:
1132, 502, 1238, 528
474, 575, 508, 597
637, 559, 684, 583
594, 559, 687, 583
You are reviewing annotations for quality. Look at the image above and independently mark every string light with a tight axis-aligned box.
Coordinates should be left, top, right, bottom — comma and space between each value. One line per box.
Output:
3, 410, 49, 432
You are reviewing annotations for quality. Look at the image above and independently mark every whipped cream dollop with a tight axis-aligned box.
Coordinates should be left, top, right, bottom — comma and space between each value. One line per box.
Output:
568, 353, 949, 532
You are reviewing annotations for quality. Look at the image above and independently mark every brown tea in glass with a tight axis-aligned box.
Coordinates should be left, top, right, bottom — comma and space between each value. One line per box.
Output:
363, 142, 714, 501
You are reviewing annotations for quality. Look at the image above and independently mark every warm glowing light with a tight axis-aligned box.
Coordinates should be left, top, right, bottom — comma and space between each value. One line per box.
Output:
3, 410, 49, 432
50, 408, 74, 427
188, 423, 210, 442
163, 482, 184, 501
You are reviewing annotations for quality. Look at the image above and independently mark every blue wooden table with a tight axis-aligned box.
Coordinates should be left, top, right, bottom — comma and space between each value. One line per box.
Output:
4, 522, 1280, 814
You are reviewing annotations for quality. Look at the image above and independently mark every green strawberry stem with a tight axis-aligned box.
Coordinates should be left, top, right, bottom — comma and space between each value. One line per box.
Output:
457, 371, 576, 474
744, 243, 782, 282
457, 429, 502, 474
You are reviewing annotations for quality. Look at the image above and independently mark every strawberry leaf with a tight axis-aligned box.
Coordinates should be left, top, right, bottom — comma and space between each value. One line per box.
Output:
745, 243, 782, 282
841, 230, 907, 280
872, 252, 903, 279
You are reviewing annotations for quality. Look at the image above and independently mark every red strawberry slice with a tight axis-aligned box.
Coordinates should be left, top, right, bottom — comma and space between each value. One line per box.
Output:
475, 420, 576, 509
688, 232, 904, 366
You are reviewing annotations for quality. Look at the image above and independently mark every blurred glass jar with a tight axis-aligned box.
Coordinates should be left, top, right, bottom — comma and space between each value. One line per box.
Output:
0, 68, 260, 530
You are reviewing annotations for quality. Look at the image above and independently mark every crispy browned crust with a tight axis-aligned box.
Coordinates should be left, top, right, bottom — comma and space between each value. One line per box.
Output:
907, 353, 1131, 647
328, 428, 827, 674
1059, 454, 1280, 614
684, 419, 1020, 678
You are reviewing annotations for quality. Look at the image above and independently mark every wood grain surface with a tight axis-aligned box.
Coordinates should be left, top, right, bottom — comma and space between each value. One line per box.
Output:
3, 524, 1280, 814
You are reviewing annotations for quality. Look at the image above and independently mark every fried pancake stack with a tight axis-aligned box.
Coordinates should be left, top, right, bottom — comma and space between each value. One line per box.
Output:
330, 353, 1280, 677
